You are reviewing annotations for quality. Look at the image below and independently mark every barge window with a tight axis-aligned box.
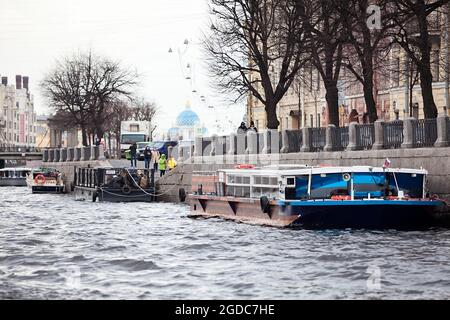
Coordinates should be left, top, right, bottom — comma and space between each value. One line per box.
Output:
387, 173, 424, 198
226, 185, 251, 198
295, 176, 309, 198
353, 172, 385, 198
227, 175, 251, 186
252, 187, 278, 198
310, 173, 348, 198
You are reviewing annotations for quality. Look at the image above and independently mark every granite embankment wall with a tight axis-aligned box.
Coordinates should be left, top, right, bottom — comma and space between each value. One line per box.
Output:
156, 147, 450, 203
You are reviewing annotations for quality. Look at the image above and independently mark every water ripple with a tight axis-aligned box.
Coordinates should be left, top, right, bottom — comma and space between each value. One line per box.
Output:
1, 187, 450, 299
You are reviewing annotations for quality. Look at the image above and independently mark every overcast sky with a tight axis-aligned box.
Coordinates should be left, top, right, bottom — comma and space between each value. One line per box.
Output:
0, 0, 245, 137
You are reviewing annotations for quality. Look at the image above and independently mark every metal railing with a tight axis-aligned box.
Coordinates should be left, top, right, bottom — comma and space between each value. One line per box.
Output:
286, 130, 302, 152
202, 138, 212, 154
217, 135, 229, 155
75, 167, 97, 188
382, 120, 404, 149
309, 127, 326, 152
331, 126, 349, 151
412, 119, 437, 148
356, 124, 375, 150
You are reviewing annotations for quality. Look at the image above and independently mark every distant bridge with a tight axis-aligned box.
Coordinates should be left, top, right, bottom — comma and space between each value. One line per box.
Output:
0, 147, 43, 165
0, 151, 43, 161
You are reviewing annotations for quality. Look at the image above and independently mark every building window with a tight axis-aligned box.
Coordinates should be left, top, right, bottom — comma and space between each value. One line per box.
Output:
310, 114, 314, 128
433, 49, 440, 82
394, 57, 400, 87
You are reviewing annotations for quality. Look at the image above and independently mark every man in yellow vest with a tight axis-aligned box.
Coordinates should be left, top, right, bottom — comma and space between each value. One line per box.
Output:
168, 156, 177, 171
158, 154, 167, 177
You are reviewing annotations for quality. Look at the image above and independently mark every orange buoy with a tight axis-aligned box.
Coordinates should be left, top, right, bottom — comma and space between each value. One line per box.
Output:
331, 195, 351, 200
234, 164, 255, 169
34, 174, 46, 185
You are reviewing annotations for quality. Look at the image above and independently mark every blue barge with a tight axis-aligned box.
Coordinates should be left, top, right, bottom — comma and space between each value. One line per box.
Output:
187, 165, 448, 229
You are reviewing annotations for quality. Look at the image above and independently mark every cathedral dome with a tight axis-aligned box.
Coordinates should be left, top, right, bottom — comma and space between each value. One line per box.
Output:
176, 108, 200, 127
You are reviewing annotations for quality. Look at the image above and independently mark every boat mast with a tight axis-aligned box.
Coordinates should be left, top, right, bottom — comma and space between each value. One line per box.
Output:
350, 172, 354, 200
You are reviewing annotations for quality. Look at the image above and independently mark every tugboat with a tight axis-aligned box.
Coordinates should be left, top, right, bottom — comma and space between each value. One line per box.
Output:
186, 164, 447, 229
74, 167, 156, 202
26, 168, 66, 194
0, 168, 32, 186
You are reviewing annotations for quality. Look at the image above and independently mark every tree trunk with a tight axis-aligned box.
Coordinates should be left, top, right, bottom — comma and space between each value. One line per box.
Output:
363, 77, 378, 123
417, 4, 438, 118
324, 83, 339, 127
265, 97, 280, 129
81, 126, 88, 146
419, 64, 438, 118
95, 124, 104, 142
108, 134, 112, 159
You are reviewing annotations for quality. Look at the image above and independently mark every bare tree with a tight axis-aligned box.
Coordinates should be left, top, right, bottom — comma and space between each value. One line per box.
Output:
103, 99, 133, 158
205, 0, 310, 129
392, 0, 449, 118
132, 98, 158, 140
41, 54, 91, 146
302, 0, 347, 127
87, 54, 139, 140
41, 51, 139, 146
339, 0, 397, 123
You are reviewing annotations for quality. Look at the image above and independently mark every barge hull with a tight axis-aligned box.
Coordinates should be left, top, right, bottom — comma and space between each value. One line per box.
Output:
283, 200, 443, 229
31, 185, 65, 194
75, 186, 155, 202
0, 179, 27, 187
188, 195, 298, 228
189, 196, 445, 229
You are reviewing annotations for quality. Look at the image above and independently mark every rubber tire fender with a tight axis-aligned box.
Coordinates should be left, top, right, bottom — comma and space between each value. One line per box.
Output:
179, 188, 187, 202
260, 196, 271, 214
122, 185, 132, 195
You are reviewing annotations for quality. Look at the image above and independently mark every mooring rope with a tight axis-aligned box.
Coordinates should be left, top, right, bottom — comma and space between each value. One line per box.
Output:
96, 168, 182, 198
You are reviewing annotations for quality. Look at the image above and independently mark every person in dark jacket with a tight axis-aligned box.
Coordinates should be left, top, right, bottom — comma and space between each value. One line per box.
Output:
143, 146, 151, 169
129, 143, 137, 167
237, 122, 248, 134
248, 121, 258, 133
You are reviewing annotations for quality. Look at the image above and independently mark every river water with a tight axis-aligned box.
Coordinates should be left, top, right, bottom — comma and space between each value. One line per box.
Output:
1, 187, 450, 299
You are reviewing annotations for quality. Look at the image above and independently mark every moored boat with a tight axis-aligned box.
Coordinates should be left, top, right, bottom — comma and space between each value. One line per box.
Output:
186, 164, 447, 229
26, 168, 66, 194
74, 167, 156, 202
0, 168, 32, 186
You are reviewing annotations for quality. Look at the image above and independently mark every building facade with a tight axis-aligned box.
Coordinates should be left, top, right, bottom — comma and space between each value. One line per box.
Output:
249, 9, 449, 131
0, 75, 37, 149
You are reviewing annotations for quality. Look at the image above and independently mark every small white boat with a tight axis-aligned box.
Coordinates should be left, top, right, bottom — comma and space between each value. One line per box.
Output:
26, 168, 66, 194
0, 168, 32, 186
